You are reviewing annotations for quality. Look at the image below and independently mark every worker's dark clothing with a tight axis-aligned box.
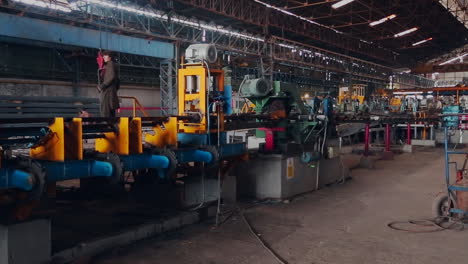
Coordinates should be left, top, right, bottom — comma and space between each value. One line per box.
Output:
99, 60, 120, 117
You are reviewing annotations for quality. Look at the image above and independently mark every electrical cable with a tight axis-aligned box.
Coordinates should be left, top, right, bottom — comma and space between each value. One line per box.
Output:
190, 162, 206, 211
203, 60, 212, 143
240, 209, 289, 264
215, 167, 222, 226
316, 120, 328, 190
234, 75, 248, 114
387, 217, 465, 233
215, 106, 222, 226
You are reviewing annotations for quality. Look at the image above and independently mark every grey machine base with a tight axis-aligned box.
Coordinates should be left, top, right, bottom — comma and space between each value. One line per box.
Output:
0, 219, 51, 264
179, 174, 237, 208
237, 155, 348, 200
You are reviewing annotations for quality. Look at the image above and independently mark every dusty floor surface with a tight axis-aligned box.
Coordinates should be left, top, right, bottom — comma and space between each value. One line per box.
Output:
94, 149, 468, 264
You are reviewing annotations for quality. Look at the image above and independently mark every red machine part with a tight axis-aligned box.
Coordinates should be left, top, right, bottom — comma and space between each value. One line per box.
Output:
258, 127, 286, 152
96, 51, 105, 70
456, 170, 464, 182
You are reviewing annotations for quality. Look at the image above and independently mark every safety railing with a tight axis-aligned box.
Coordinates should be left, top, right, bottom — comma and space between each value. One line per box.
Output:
118, 96, 149, 117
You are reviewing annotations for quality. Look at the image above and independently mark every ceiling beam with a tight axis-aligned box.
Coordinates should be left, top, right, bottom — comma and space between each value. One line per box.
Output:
284, 0, 340, 10
332, 21, 370, 28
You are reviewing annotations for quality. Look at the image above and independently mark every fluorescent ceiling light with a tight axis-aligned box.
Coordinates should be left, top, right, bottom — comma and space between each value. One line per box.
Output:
12, 0, 71, 12
332, 0, 355, 9
412, 37, 433, 46
72, 0, 264, 42
394, 27, 418, 38
369, 14, 397, 27
439, 53, 468, 65
253, 0, 342, 34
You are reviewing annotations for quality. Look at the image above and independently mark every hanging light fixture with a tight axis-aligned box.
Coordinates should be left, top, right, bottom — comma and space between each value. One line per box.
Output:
369, 14, 397, 27
331, 0, 355, 9
412, 37, 433, 47
394, 27, 418, 38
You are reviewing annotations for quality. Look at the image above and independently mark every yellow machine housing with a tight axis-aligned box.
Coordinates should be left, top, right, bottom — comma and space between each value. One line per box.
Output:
178, 63, 225, 134
338, 84, 366, 104
389, 98, 402, 112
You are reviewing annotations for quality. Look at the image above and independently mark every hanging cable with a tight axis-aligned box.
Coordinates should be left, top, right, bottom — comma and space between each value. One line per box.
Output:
234, 75, 249, 114
203, 60, 213, 144
240, 209, 289, 264
215, 105, 222, 226
315, 120, 328, 190
190, 162, 206, 211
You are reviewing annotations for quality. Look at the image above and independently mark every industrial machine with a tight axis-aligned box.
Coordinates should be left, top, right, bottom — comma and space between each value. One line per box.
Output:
239, 78, 327, 159
237, 76, 346, 199
0, 44, 351, 264
433, 115, 468, 220
338, 84, 366, 105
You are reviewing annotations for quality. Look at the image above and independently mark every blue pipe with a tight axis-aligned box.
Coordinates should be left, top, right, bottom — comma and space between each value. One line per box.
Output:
219, 143, 246, 158
444, 127, 450, 187
176, 150, 213, 163
40, 160, 113, 182
224, 85, 233, 115
0, 169, 33, 191
120, 154, 170, 171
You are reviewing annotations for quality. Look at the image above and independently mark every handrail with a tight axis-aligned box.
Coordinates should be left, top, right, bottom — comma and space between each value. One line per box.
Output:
118, 96, 149, 117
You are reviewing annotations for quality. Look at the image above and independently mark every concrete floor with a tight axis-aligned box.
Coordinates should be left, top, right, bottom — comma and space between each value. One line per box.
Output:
93, 149, 468, 264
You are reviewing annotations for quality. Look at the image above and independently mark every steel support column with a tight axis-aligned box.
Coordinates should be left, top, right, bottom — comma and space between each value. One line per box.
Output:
160, 60, 177, 115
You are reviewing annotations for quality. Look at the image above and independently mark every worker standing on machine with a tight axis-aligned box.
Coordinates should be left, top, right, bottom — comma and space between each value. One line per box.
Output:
353, 98, 360, 113
97, 50, 120, 117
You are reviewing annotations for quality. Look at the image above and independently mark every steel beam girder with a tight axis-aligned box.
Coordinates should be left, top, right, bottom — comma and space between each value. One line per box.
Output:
172, 0, 397, 63
0, 12, 174, 59
1, 1, 392, 82
160, 60, 178, 115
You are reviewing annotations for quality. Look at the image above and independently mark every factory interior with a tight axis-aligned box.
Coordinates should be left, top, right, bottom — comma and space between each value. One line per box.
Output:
1, 0, 468, 263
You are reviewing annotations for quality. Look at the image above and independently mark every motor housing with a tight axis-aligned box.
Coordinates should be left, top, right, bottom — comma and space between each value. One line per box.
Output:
185, 44, 217, 63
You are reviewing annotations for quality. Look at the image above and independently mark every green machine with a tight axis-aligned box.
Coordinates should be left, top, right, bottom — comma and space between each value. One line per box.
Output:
239, 79, 326, 159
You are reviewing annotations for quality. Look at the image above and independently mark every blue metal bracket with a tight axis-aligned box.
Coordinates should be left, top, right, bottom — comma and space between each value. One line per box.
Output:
0, 168, 33, 191
448, 185, 468, 192
119, 154, 170, 179
119, 154, 170, 171
175, 149, 213, 164
0, 13, 173, 59
219, 143, 247, 158
38, 160, 113, 182
450, 208, 468, 215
